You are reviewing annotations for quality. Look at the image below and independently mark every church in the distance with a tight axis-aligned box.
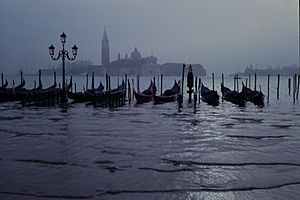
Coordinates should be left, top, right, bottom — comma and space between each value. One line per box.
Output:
99, 27, 160, 75
54, 27, 206, 76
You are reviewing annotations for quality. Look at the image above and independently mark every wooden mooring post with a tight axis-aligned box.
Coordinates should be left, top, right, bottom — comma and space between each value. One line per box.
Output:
194, 76, 197, 113
105, 73, 108, 90
277, 74, 280, 100
293, 74, 297, 103
297, 75, 300, 100
288, 78, 291, 95
248, 74, 251, 89
212, 73, 215, 91
160, 74, 163, 95
127, 79, 131, 104
92, 72, 95, 90
254, 73, 257, 91
137, 75, 140, 93
38, 69, 42, 87
198, 77, 201, 104
86, 73, 89, 90
74, 83, 77, 93
267, 75, 270, 104
125, 74, 128, 99
187, 65, 194, 103
233, 75, 236, 91
108, 75, 111, 90
236, 74, 239, 92
1, 73, 3, 87
178, 64, 185, 111
221, 73, 224, 98
132, 78, 135, 101
54, 71, 56, 84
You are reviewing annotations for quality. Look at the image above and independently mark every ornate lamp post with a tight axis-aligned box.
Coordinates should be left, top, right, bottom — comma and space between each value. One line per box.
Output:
48, 32, 78, 103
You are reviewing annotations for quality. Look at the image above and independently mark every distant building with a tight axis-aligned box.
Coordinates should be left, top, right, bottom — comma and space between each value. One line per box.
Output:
42, 28, 206, 76
99, 27, 160, 75
239, 64, 299, 76
101, 26, 110, 65
103, 47, 159, 75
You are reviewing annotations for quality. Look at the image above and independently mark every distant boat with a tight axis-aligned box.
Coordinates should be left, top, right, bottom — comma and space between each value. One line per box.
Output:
134, 81, 157, 104
200, 83, 219, 106
153, 80, 180, 104
241, 82, 264, 106
221, 84, 246, 106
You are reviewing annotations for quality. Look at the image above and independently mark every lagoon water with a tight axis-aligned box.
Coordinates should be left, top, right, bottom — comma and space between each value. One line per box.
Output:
0, 75, 300, 199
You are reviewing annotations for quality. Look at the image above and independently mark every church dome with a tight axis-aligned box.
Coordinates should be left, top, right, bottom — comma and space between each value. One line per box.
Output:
130, 47, 141, 59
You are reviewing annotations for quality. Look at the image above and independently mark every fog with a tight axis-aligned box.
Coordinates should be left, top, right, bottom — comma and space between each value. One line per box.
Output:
0, 0, 298, 75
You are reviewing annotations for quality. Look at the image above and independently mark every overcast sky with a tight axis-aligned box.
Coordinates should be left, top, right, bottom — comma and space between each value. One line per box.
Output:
0, 0, 298, 74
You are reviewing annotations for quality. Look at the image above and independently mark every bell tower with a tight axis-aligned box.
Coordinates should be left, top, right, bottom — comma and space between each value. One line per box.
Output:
101, 26, 110, 65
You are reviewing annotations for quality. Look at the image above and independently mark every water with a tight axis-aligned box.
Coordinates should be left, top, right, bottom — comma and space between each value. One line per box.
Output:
0, 75, 300, 200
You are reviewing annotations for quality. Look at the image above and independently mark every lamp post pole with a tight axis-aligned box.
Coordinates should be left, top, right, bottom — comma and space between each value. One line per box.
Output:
48, 32, 78, 103
62, 43, 66, 102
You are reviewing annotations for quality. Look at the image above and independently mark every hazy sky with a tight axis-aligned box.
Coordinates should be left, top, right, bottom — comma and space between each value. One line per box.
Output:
0, 0, 298, 74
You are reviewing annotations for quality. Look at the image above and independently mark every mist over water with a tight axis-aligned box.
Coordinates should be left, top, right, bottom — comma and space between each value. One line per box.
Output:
0, 75, 300, 199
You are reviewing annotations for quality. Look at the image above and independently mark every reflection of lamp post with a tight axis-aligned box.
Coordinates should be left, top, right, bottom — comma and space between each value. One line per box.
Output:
48, 32, 78, 103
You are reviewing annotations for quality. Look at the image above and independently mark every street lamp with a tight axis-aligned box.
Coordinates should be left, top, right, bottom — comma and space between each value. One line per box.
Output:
48, 32, 78, 103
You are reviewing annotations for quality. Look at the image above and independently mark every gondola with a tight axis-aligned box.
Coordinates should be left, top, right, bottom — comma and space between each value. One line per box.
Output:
68, 81, 105, 102
153, 81, 180, 104
221, 83, 246, 106
0, 79, 26, 102
241, 82, 264, 106
201, 83, 219, 106
17, 79, 61, 102
134, 81, 157, 104
0, 79, 8, 90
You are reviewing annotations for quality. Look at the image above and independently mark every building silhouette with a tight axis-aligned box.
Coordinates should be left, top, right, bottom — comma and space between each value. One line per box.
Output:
40, 27, 206, 76
101, 26, 110, 65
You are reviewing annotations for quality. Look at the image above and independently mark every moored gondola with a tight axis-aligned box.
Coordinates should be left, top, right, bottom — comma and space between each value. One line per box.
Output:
68, 81, 105, 102
0, 79, 8, 90
241, 82, 264, 106
221, 83, 246, 106
0, 79, 26, 102
134, 81, 157, 104
201, 83, 219, 106
153, 80, 180, 104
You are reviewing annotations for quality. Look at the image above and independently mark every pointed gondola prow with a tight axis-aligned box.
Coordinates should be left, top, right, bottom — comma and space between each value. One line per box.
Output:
3, 79, 8, 88
259, 84, 262, 93
66, 76, 73, 91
